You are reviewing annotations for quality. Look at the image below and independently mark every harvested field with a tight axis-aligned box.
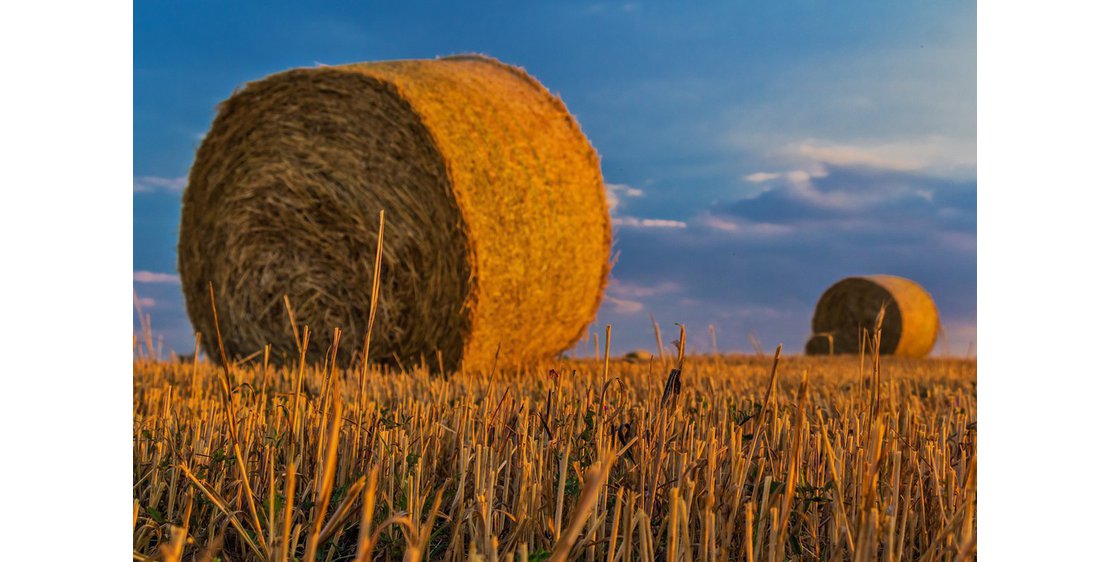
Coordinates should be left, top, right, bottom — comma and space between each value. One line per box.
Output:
133, 334, 976, 561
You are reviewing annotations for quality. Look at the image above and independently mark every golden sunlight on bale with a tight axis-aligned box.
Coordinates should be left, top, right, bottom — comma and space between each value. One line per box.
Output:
805, 275, 939, 358
178, 55, 611, 371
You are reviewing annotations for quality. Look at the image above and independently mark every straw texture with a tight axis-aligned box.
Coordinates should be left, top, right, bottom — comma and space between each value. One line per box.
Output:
805, 275, 939, 358
179, 55, 611, 370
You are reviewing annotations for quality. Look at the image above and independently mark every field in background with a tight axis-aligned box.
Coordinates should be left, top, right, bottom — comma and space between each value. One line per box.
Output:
133, 344, 976, 561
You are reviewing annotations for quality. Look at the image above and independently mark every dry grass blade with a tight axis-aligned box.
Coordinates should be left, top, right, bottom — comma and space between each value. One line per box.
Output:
360, 209, 386, 376
305, 399, 344, 562
550, 454, 616, 562
133, 290, 155, 360
207, 283, 269, 559
159, 525, 187, 562
354, 466, 382, 562
406, 488, 445, 562
362, 515, 418, 562
651, 314, 666, 365
179, 464, 265, 561
318, 474, 368, 544
279, 460, 296, 561
775, 371, 809, 555
660, 325, 686, 409
283, 294, 302, 355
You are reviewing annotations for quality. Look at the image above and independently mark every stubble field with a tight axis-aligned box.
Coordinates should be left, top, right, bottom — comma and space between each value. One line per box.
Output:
133, 338, 976, 562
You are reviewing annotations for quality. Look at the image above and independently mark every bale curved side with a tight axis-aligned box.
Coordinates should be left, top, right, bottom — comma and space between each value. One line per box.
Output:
344, 56, 611, 369
867, 275, 939, 357
808, 275, 939, 358
179, 56, 610, 370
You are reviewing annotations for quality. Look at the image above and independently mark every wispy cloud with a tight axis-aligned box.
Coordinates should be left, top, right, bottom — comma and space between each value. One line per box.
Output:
607, 182, 687, 229
605, 182, 644, 212
781, 137, 976, 177
746, 170, 819, 184
136, 297, 156, 308
744, 172, 781, 183
608, 278, 681, 299
603, 278, 681, 315
700, 215, 793, 236
134, 271, 180, 283
604, 296, 645, 314
612, 217, 687, 229
134, 176, 187, 193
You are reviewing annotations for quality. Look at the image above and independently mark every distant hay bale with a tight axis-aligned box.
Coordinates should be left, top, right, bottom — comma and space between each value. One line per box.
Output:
805, 275, 939, 358
178, 55, 611, 371
623, 349, 654, 362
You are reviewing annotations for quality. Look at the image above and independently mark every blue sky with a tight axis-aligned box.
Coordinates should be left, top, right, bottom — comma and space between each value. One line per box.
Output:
134, 1, 976, 357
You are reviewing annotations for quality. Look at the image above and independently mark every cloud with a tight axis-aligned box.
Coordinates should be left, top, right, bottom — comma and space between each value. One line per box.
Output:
700, 215, 793, 236
612, 217, 687, 229
723, 163, 978, 229
136, 297, 156, 308
134, 271, 180, 283
744, 172, 781, 183
134, 176, 187, 193
605, 183, 644, 212
608, 278, 681, 299
606, 183, 687, 229
781, 137, 976, 177
604, 296, 645, 315
603, 278, 681, 315
735, 137, 975, 219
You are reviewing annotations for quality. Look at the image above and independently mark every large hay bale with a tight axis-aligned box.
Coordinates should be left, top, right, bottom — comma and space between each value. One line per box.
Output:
805, 275, 939, 358
178, 55, 611, 370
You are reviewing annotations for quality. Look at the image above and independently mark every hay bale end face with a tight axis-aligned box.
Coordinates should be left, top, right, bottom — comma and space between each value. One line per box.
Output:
179, 55, 611, 371
806, 275, 939, 358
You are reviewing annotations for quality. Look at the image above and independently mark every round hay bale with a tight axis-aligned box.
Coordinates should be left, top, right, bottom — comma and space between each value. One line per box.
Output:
806, 275, 939, 358
804, 333, 836, 356
178, 55, 611, 371
623, 349, 654, 362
